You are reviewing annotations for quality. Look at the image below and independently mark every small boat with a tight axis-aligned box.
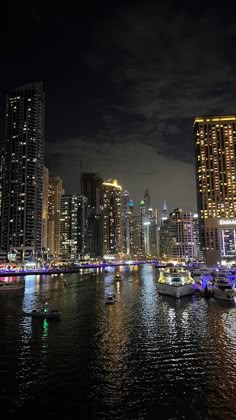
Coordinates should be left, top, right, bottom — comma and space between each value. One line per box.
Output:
105, 292, 116, 304
23, 308, 62, 319
115, 273, 122, 281
0, 281, 24, 291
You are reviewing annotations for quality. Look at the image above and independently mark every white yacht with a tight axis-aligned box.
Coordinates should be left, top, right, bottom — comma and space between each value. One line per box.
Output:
157, 266, 195, 298
212, 278, 236, 302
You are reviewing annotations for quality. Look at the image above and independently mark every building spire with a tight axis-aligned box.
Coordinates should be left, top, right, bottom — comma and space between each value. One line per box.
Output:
161, 200, 168, 218
144, 189, 150, 212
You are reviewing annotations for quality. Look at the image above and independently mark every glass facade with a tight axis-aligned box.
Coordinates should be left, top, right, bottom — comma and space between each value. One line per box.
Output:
1, 82, 45, 258
194, 115, 236, 264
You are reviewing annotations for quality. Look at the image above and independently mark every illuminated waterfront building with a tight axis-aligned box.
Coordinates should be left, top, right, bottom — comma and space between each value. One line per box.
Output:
1, 82, 45, 260
149, 208, 158, 257
159, 200, 170, 259
42, 166, 49, 250
169, 208, 196, 262
60, 194, 88, 261
80, 173, 103, 258
47, 176, 63, 258
122, 190, 133, 256
194, 115, 236, 265
130, 210, 143, 258
103, 179, 122, 256
192, 213, 203, 262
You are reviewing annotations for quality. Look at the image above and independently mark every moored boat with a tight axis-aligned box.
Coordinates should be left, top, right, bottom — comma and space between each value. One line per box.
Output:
23, 308, 62, 319
157, 266, 195, 298
212, 278, 236, 301
0, 281, 24, 291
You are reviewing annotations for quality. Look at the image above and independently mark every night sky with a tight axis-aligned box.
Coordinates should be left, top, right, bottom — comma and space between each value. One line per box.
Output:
1, 1, 236, 213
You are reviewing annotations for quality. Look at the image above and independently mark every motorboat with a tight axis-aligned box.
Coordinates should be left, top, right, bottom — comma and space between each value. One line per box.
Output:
212, 278, 236, 301
114, 273, 122, 281
105, 292, 116, 304
0, 281, 24, 291
23, 308, 62, 319
157, 266, 195, 298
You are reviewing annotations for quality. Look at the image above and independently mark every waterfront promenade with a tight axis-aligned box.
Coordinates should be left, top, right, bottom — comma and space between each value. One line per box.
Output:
0, 260, 161, 277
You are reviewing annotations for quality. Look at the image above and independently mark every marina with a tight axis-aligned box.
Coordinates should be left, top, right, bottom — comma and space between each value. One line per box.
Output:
0, 264, 235, 419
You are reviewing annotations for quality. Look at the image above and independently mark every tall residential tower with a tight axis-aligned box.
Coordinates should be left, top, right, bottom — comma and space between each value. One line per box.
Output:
194, 115, 236, 265
81, 173, 103, 258
103, 179, 122, 256
1, 82, 45, 260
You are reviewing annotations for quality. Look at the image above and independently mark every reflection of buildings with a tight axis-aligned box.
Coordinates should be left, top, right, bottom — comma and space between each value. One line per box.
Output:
1, 82, 45, 260
194, 115, 236, 265
103, 179, 122, 256
81, 173, 103, 258
60, 194, 88, 261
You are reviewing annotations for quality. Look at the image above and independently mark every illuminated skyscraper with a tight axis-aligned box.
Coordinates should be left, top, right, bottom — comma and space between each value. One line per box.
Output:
169, 208, 195, 262
141, 189, 158, 257
122, 190, 132, 256
60, 194, 88, 261
1, 82, 45, 259
159, 200, 170, 259
81, 173, 103, 258
42, 166, 49, 250
194, 115, 236, 265
47, 176, 63, 258
103, 179, 122, 256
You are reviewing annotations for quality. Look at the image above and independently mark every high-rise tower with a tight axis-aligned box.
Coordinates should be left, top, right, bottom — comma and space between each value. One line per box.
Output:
80, 173, 103, 258
1, 82, 45, 260
194, 115, 236, 265
60, 194, 88, 261
47, 176, 63, 258
42, 166, 49, 250
159, 200, 170, 259
103, 179, 122, 256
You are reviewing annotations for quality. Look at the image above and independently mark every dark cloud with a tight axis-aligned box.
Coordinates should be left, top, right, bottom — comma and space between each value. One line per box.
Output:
45, 138, 196, 213
2, 1, 236, 212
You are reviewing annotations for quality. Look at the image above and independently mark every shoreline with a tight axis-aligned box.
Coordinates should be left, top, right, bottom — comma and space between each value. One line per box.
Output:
0, 261, 161, 277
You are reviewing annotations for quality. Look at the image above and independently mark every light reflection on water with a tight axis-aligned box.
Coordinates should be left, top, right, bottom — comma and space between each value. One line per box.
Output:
0, 265, 235, 419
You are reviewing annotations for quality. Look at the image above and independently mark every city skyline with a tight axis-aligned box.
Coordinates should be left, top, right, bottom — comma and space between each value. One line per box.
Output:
2, 2, 236, 211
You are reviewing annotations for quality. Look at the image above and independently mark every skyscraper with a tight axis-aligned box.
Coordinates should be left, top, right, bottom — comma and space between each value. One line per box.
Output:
42, 166, 49, 250
47, 176, 63, 258
80, 173, 103, 258
1, 82, 45, 260
60, 194, 88, 261
194, 115, 236, 265
122, 190, 133, 256
103, 179, 122, 256
159, 200, 170, 259
169, 208, 195, 262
